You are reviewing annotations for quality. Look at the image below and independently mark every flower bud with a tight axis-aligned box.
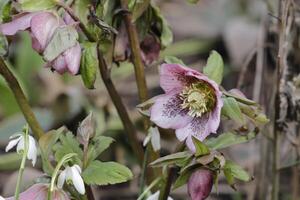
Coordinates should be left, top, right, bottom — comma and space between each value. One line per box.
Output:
188, 169, 213, 200
77, 112, 96, 145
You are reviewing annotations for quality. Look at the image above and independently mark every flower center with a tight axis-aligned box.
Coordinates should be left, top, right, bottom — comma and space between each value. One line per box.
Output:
180, 82, 216, 117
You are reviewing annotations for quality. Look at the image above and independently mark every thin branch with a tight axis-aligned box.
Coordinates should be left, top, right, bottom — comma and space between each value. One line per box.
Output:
0, 57, 44, 139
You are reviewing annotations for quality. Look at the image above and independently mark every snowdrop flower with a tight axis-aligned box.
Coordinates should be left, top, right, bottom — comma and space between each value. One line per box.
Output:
0, 196, 5, 200
149, 64, 223, 152
6, 133, 38, 166
188, 169, 213, 200
146, 191, 173, 200
57, 165, 85, 195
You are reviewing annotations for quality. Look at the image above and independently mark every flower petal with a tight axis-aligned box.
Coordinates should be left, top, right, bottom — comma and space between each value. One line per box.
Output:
73, 164, 82, 173
51, 55, 68, 74
27, 135, 38, 166
6, 183, 47, 200
30, 12, 59, 51
64, 43, 81, 75
0, 196, 5, 200
0, 12, 38, 35
70, 166, 85, 195
57, 169, 67, 189
150, 91, 192, 129
5, 137, 21, 152
188, 169, 213, 200
16, 137, 25, 153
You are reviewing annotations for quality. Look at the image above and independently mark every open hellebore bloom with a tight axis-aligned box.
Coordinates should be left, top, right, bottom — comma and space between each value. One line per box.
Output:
57, 165, 85, 195
6, 133, 38, 166
6, 183, 70, 200
0, 11, 81, 75
146, 191, 173, 200
188, 169, 213, 200
150, 64, 223, 152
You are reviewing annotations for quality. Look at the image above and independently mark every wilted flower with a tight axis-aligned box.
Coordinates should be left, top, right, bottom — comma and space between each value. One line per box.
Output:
149, 64, 223, 152
77, 112, 96, 145
6, 183, 70, 200
0, 11, 81, 75
6, 133, 38, 166
188, 169, 213, 200
57, 164, 85, 195
146, 191, 173, 200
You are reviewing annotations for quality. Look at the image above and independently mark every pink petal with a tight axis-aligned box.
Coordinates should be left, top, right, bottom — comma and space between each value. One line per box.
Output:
150, 90, 192, 129
0, 12, 38, 35
140, 35, 160, 65
64, 43, 81, 75
160, 63, 201, 93
30, 32, 43, 53
30, 12, 60, 51
51, 55, 68, 74
188, 169, 213, 200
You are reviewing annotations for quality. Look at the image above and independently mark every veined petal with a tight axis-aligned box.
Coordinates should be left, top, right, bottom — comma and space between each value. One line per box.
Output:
64, 43, 81, 75
0, 12, 38, 35
5, 137, 21, 152
57, 170, 67, 189
70, 166, 85, 195
27, 136, 38, 166
30, 12, 60, 51
51, 55, 67, 74
150, 91, 192, 129
16, 137, 25, 153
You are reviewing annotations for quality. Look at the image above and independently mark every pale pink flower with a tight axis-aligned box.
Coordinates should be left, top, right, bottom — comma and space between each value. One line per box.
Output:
149, 64, 223, 152
6, 183, 70, 200
188, 169, 213, 200
0, 11, 81, 75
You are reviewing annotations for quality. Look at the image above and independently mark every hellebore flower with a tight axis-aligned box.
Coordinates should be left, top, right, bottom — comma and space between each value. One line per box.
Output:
146, 191, 173, 200
57, 165, 85, 195
188, 169, 213, 200
6, 133, 38, 166
6, 183, 70, 200
149, 64, 223, 152
0, 11, 81, 75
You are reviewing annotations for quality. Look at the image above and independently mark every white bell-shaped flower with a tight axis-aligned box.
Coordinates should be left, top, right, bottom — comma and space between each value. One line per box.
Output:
6, 133, 38, 166
0, 195, 5, 200
57, 165, 85, 195
146, 191, 173, 200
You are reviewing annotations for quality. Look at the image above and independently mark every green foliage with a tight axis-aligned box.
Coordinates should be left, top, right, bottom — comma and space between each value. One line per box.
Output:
82, 160, 133, 185
18, 0, 56, 12
43, 26, 79, 61
223, 160, 251, 188
0, 34, 8, 57
0, 0, 11, 22
164, 56, 185, 65
187, 0, 200, 3
192, 137, 210, 157
203, 50, 224, 84
131, 0, 151, 22
87, 135, 114, 165
221, 97, 244, 124
80, 42, 98, 89
205, 131, 257, 150
173, 168, 194, 189
150, 151, 192, 167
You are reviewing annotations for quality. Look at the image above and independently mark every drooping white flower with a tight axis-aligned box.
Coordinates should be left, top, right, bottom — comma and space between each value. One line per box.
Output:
0, 195, 5, 200
146, 191, 173, 200
57, 165, 85, 195
6, 133, 38, 166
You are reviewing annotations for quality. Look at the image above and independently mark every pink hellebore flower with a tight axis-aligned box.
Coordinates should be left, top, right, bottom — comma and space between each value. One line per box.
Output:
188, 169, 213, 200
0, 12, 81, 75
150, 64, 223, 152
6, 183, 70, 200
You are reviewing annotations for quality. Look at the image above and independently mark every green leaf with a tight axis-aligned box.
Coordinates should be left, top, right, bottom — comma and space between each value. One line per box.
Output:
239, 104, 269, 125
223, 160, 251, 183
222, 90, 257, 106
164, 56, 185, 65
221, 97, 244, 124
187, 0, 200, 3
150, 151, 192, 167
205, 131, 257, 150
80, 42, 98, 89
53, 131, 83, 165
0, 152, 22, 171
87, 135, 114, 165
43, 25, 78, 62
192, 137, 210, 157
0, 0, 11, 22
203, 50, 224, 84
82, 160, 133, 185
173, 168, 194, 189
0, 34, 8, 57
18, 0, 56, 12
131, 0, 151, 22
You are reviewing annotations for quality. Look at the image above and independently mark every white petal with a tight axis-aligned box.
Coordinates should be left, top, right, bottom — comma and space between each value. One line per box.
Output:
9, 133, 23, 139
73, 164, 82, 173
27, 136, 38, 166
57, 170, 67, 189
0, 195, 5, 200
146, 191, 173, 200
70, 166, 85, 195
16, 137, 25, 153
5, 137, 21, 152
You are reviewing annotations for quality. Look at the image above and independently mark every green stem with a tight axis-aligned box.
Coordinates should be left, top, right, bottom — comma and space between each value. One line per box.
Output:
0, 57, 44, 139
15, 125, 29, 200
137, 177, 162, 200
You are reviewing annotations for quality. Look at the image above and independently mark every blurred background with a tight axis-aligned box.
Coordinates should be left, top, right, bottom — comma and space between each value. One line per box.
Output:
0, 0, 297, 199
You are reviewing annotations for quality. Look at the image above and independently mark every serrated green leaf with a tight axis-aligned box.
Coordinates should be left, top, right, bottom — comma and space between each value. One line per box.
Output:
164, 56, 185, 65
203, 50, 224, 84
43, 26, 78, 62
192, 137, 210, 157
150, 151, 192, 167
80, 42, 98, 89
18, 0, 56, 12
87, 135, 114, 165
223, 160, 251, 182
205, 131, 257, 150
222, 97, 244, 124
82, 160, 133, 185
